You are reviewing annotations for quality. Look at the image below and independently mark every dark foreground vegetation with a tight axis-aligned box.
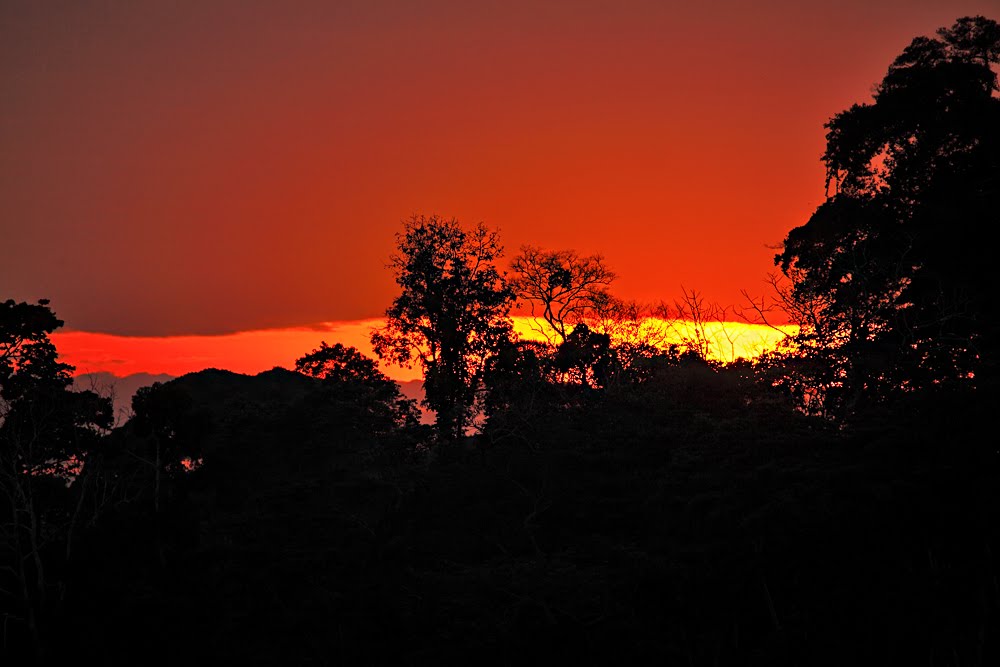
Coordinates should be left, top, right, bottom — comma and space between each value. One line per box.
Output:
3, 15, 999, 666
3, 359, 997, 666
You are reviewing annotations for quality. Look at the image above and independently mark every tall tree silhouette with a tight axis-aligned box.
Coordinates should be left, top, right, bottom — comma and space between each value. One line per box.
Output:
131, 382, 204, 514
0, 299, 112, 657
372, 215, 514, 441
774, 15, 1000, 415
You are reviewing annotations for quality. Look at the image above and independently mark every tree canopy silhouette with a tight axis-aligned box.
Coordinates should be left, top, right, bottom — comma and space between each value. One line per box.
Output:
774, 15, 1000, 416
1, 298, 112, 657
295, 341, 420, 431
372, 215, 514, 441
131, 381, 206, 513
511, 246, 616, 343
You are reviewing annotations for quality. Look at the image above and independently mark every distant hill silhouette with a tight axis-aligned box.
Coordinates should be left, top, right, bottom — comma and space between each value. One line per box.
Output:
132, 367, 320, 454
120, 367, 428, 460
163, 367, 317, 411
74, 367, 428, 428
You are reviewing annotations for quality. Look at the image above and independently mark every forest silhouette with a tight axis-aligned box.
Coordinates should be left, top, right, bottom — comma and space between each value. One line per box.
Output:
2, 16, 998, 666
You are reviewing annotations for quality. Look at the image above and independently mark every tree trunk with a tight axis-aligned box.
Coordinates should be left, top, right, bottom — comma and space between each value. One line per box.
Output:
154, 436, 161, 515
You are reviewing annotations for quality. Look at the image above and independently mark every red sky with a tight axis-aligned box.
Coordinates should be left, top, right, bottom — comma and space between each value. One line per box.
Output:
3, 1, 995, 375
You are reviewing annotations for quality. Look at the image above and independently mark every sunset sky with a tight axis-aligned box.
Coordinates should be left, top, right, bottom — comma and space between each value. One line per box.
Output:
3, 1, 995, 379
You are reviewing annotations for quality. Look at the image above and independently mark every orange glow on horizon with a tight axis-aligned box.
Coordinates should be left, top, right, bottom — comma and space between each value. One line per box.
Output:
52, 320, 422, 381
54, 317, 796, 383
512, 317, 796, 363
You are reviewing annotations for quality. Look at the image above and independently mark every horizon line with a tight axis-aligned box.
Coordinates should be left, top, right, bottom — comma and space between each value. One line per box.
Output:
52, 316, 796, 382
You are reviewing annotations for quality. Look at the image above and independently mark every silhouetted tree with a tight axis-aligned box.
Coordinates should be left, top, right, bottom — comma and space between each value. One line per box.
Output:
0, 299, 112, 657
774, 15, 1000, 416
372, 215, 514, 441
573, 297, 681, 388
295, 342, 420, 431
297, 341, 391, 387
511, 246, 616, 343
665, 288, 734, 363
131, 382, 204, 514
555, 324, 613, 389
481, 339, 558, 432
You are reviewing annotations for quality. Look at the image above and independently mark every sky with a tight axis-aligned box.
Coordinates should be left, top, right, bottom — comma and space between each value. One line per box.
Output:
3, 0, 996, 377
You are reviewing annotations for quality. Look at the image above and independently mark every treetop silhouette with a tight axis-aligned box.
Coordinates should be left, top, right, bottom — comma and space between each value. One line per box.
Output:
295, 341, 421, 430
774, 15, 1000, 417
371, 215, 514, 441
511, 246, 616, 343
